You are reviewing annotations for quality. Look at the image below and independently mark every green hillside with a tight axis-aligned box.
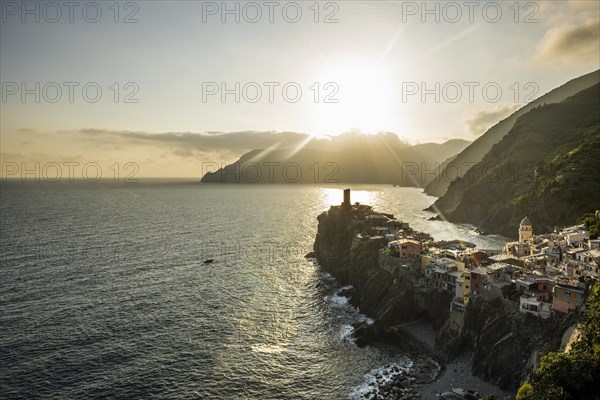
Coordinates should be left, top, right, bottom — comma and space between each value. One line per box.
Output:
424, 70, 600, 197
434, 83, 600, 238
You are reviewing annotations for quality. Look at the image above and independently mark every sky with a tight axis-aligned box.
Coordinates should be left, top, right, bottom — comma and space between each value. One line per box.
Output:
1, 0, 599, 177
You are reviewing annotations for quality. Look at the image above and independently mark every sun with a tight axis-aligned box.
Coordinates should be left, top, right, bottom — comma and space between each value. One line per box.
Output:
309, 60, 397, 137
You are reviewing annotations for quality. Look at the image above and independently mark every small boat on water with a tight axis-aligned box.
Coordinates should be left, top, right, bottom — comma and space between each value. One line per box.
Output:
203, 259, 214, 264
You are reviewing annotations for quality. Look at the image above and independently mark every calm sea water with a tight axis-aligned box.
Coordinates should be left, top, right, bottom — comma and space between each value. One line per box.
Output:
0, 181, 506, 399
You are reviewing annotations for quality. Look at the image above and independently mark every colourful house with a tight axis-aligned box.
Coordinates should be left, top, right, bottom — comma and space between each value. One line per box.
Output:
553, 283, 585, 313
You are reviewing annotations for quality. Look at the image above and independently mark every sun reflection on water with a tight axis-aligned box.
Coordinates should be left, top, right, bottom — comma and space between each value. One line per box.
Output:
321, 188, 379, 208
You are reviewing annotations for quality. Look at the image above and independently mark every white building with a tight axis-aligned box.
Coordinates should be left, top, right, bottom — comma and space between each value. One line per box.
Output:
519, 295, 552, 319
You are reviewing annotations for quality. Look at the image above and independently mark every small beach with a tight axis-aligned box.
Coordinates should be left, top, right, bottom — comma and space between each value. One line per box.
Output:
401, 320, 515, 400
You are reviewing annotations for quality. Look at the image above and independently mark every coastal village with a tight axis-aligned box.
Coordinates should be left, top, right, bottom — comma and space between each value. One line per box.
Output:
344, 188, 599, 323
314, 189, 600, 400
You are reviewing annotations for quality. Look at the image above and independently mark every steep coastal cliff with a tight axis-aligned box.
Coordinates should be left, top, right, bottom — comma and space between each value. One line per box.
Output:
314, 206, 450, 331
436, 295, 574, 390
424, 69, 600, 198
313, 204, 575, 395
431, 82, 600, 238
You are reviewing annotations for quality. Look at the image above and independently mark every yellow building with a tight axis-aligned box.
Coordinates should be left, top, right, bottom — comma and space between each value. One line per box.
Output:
421, 255, 433, 271
463, 270, 471, 304
519, 217, 533, 242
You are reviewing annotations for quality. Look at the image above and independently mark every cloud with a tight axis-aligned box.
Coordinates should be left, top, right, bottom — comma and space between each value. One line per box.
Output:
16, 128, 43, 134
538, 0, 600, 25
75, 129, 312, 154
532, 19, 600, 66
464, 104, 521, 136
525, 0, 600, 68
72, 129, 414, 157
0, 128, 451, 177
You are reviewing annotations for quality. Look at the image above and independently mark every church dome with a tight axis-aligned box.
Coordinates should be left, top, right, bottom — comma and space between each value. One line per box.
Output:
520, 217, 532, 227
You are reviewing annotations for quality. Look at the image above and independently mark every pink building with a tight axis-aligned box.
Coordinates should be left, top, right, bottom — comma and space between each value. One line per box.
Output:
396, 239, 421, 257
553, 283, 585, 313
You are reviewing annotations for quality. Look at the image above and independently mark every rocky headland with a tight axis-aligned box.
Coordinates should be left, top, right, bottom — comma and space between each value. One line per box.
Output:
313, 203, 574, 399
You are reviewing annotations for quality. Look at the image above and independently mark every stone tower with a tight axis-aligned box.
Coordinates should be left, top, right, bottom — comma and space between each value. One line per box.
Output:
519, 216, 533, 242
343, 188, 351, 207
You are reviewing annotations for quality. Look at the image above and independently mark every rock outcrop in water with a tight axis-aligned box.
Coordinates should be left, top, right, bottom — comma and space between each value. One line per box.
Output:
314, 206, 450, 331
313, 204, 576, 396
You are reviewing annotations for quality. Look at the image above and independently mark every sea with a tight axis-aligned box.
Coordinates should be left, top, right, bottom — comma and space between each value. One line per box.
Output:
0, 181, 507, 399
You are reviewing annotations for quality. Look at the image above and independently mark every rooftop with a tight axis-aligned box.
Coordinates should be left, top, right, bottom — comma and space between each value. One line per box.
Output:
520, 216, 532, 226
471, 266, 489, 275
488, 262, 512, 271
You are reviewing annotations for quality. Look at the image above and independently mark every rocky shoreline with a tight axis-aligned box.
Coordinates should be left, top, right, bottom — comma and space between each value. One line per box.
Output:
349, 306, 513, 400
357, 357, 441, 400
313, 203, 524, 399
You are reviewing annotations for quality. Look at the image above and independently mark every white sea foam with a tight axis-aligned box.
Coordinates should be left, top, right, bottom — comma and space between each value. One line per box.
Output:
350, 358, 413, 399
319, 270, 335, 281
357, 314, 375, 325
340, 324, 356, 344
324, 293, 350, 308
